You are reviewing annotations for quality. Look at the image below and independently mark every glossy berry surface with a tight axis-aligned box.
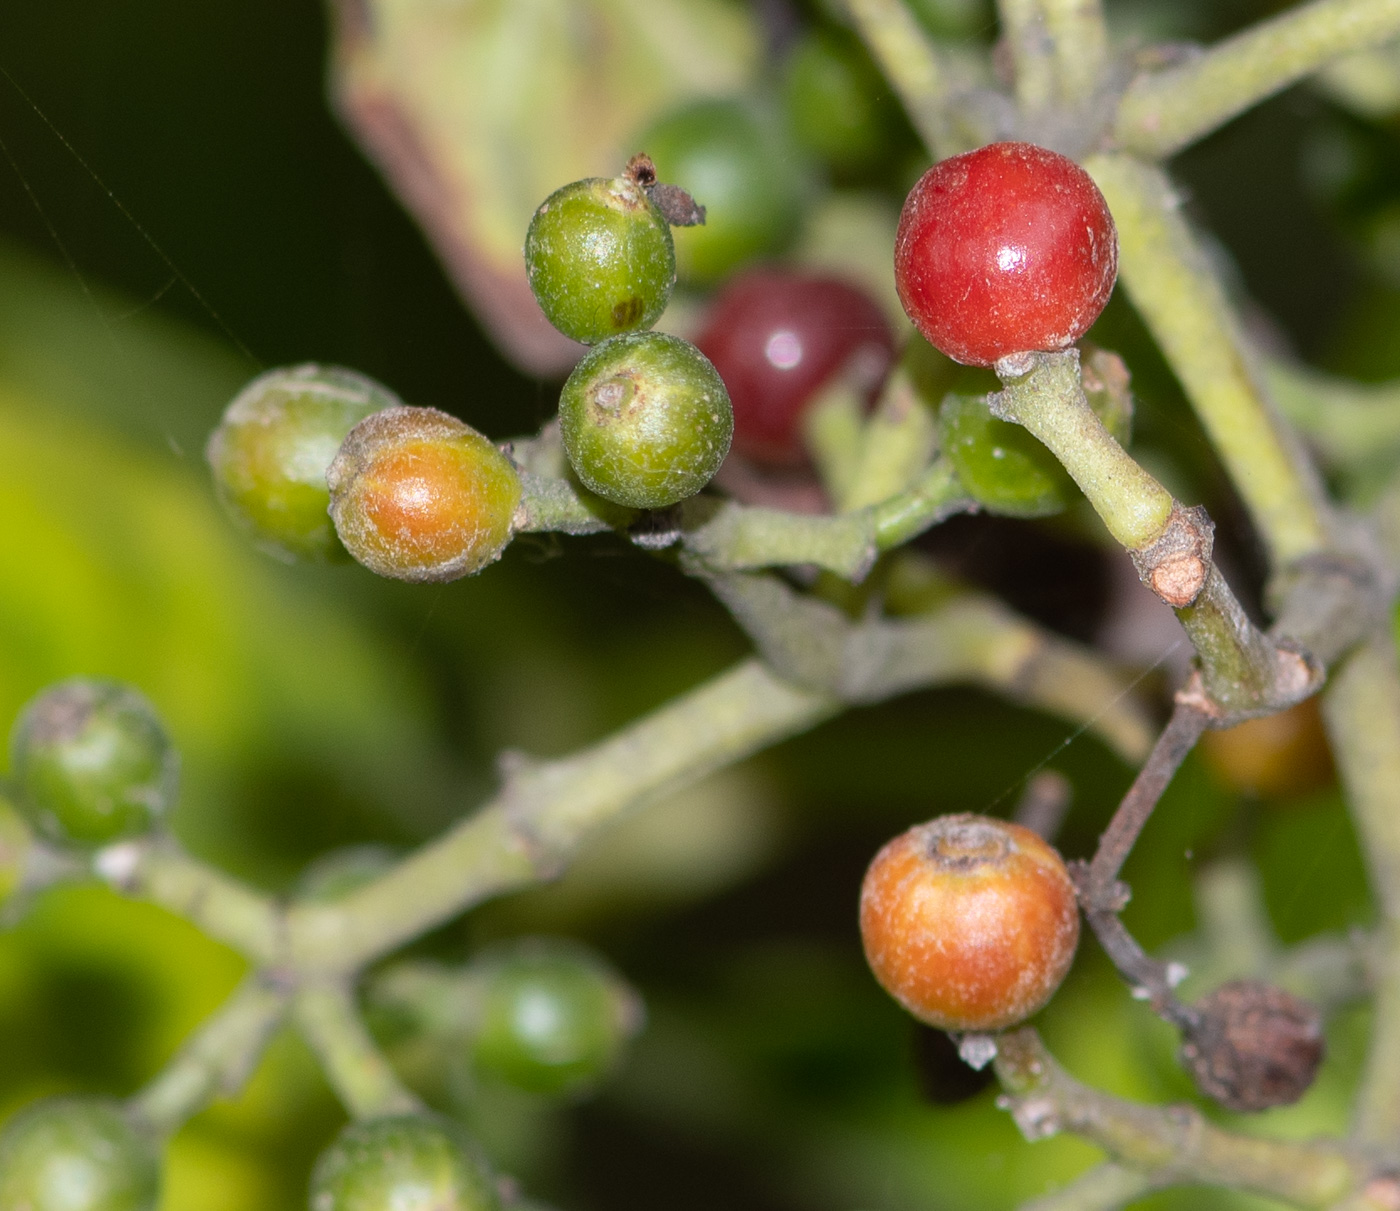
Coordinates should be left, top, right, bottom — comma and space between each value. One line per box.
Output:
559, 332, 732, 509
0, 1097, 160, 1211
327, 406, 521, 583
894, 142, 1117, 367
10, 679, 177, 846
860, 813, 1080, 1031
472, 939, 641, 1096
310, 1114, 498, 1211
695, 269, 895, 465
525, 175, 675, 345
639, 99, 805, 284
206, 364, 397, 562
939, 393, 1072, 517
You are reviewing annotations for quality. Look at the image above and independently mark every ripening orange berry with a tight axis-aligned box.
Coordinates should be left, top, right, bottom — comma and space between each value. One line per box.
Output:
859, 813, 1080, 1032
327, 406, 521, 583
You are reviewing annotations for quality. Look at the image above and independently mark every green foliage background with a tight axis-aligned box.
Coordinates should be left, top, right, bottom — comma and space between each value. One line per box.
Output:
0, 1, 1392, 1208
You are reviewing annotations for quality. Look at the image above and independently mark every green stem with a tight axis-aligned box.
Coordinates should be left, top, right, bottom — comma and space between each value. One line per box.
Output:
1085, 153, 1331, 567
1114, 0, 1400, 159
1040, 0, 1108, 104
1018, 1163, 1158, 1211
994, 1029, 1359, 1206
285, 660, 838, 973
997, 0, 1057, 112
1322, 633, 1400, 1148
294, 981, 421, 1119
845, 0, 957, 158
129, 976, 289, 1135
93, 839, 282, 966
514, 470, 635, 535
1265, 358, 1400, 474
871, 459, 972, 549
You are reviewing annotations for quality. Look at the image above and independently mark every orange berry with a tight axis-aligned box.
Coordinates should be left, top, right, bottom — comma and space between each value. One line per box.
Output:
327, 406, 521, 583
1199, 698, 1334, 800
859, 813, 1080, 1031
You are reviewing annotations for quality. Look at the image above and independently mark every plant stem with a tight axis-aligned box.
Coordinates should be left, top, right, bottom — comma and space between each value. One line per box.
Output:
129, 976, 289, 1135
1322, 632, 1400, 1148
997, 0, 1057, 112
1018, 1162, 1158, 1211
294, 981, 421, 1119
994, 1029, 1360, 1206
1040, 0, 1108, 104
285, 660, 838, 973
1114, 0, 1400, 159
93, 839, 282, 966
1085, 153, 1331, 567
1266, 359, 1400, 475
871, 459, 972, 549
845, 0, 957, 158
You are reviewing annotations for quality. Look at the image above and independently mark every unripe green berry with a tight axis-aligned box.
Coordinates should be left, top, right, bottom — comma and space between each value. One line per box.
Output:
939, 394, 1073, 518
10, 679, 177, 846
0, 1097, 160, 1211
310, 1114, 498, 1211
639, 99, 805, 284
207, 365, 398, 561
472, 939, 642, 1097
327, 406, 522, 583
525, 175, 675, 345
558, 332, 732, 509
782, 28, 895, 177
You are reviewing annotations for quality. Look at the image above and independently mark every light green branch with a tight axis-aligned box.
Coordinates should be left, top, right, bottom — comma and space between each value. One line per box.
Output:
1265, 359, 1400, 476
845, 0, 957, 158
998, 0, 1057, 112
1041, 0, 1108, 105
1018, 1162, 1159, 1211
994, 1029, 1360, 1207
1323, 632, 1400, 1148
93, 839, 282, 967
514, 470, 635, 536
284, 660, 838, 973
1115, 0, 1400, 159
294, 980, 422, 1119
129, 976, 289, 1135
1085, 153, 1331, 568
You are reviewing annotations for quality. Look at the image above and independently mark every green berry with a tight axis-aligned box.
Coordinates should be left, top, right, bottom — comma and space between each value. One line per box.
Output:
0, 1097, 160, 1211
0, 793, 32, 904
327, 406, 522, 583
525, 174, 675, 345
309, 1114, 498, 1211
296, 844, 398, 903
939, 394, 1074, 518
206, 365, 398, 562
10, 680, 177, 846
639, 98, 806, 284
782, 29, 895, 177
472, 940, 641, 1097
559, 332, 732, 510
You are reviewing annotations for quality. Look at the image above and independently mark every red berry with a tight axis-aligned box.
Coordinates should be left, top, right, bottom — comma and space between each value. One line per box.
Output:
695, 269, 895, 465
894, 142, 1117, 367
859, 813, 1080, 1032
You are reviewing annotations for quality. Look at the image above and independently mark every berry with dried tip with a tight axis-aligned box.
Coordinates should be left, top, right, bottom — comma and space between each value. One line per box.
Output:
639, 99, 806, 284
10, 679, 177, 846
472, 939, 643, 1096
558, 332, 732, 509
206, 364, 398, 561
327, 406, 521, 583
695, 268, 895, 465
0, 1097, 160, 1211
525, 167, 675, 345
895, 142, 1117, 367
310, 1114, 499, 1211
860, 813, 1080, 1031
1180, 980, 1324, 1112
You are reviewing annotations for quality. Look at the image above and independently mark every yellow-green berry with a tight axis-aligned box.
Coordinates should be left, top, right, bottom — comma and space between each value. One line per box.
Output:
939, 394, 1073, 518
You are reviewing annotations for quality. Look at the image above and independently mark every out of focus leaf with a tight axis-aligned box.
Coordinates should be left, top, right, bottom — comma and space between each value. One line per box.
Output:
329, 0, 761, 375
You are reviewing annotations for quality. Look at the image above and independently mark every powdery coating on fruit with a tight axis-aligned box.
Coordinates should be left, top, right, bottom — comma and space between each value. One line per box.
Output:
0, 1097, 160, 1211
10, 678, 178, 847
895, 142, 1118, 367
310, 1114, 499, 1211
525, 176, 675, 345
559, 332, 733, 510
207, 364, 398, 562
859, 813, 1080, 1031
327, 406, 521, 583
695, 268, 895, 465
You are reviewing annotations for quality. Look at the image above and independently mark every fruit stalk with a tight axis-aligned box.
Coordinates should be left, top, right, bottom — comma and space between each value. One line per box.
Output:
294, 980, 423, 1119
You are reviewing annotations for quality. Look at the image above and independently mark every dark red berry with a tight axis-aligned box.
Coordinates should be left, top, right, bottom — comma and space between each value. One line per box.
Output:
695, 269, 895, 465
894, 142, 1117, 367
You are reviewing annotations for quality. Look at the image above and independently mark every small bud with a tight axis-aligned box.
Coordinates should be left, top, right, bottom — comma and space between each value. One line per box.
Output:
1180, 979, 1324, 1112
328, 406, 521, 583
